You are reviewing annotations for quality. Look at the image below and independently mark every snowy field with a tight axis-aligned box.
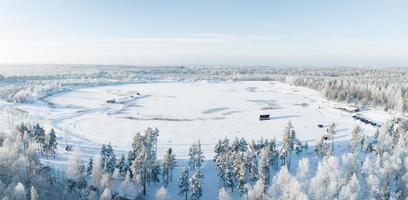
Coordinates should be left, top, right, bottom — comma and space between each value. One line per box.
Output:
4, 81, 392, 159
0, 80, 401, 199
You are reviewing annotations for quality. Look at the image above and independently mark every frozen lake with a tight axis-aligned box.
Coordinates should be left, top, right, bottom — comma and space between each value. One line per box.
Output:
36, 81, 389, 158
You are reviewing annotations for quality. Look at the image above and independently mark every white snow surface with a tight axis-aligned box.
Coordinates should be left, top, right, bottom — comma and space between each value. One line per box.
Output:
7, 81, 392, 158
0, 81, 397, 199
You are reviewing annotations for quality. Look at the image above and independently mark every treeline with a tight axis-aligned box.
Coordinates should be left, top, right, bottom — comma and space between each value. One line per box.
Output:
2, 66, 408, 113
287, 72, 408, 113
1, 118, 407, 199
16, 123, 58, 158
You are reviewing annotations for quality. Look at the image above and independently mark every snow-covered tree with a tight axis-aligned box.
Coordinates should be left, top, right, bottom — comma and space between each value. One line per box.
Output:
349, 125, 364, 152
178, 168, 189, 200
190, 173, 203, 200
268, 167, 307, 200
116, 154, 128, 177
338, 173, 360, 200
296, 158, 310, 192
218, 187, 230, 200
91, 156, 103, 189
45, 128, 58, 158
309, 156, 340, 200
87, 157, 94, 175
224, 162, 235, 192
66, 147, 87, 190
163, 147, 176, 185
102, 143, 116, 174
279, 122, 302, 168
100, 187, 111, 200
15, 182, 26, 200
30, 186, 39, 200
155, 186, 169, 200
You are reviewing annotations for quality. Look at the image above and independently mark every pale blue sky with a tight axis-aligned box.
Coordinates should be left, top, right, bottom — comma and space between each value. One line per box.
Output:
0, 0, 407, 66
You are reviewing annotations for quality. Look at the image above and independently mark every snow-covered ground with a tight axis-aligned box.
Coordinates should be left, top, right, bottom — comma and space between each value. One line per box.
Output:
0, 80, 400, 199
4, 81, 393, 158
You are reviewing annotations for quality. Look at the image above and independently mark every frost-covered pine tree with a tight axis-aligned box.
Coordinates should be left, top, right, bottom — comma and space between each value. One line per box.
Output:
188, 143, 198, 170
258, 147, 270, 187
196, 140, 205, 169
155, 186, 169, 200
315, 132, 332, 158
237, 161, 247, 193
14, 182, 26, 200
349, 125, 364, 152
178, 168, 190, 200
224, 162, 235, 192
87, 156, 94, 175
246, 142, 258, 181
268, 167, 307, 200
46, 128, 58, 158
327, 122, 336, 152
100, 187, 111, 200
91, 156, 104, 188
190, 173, 202, 200
279, 121, 296, 168
267, 138, 279, 169
100, 144, 107, 167
309, 156, 340, 200
33, 123, 46, 155
253, 179, 266, 200
338, 173, 360, 200
130, 128, 161, 196
218, 187, 230, 200
296, 158, 310, 192
66, 147, 87, 190
163, 148, 176, 184
116, 154, 128, 177
103, 143, 116, 174
30, 186, 39, 200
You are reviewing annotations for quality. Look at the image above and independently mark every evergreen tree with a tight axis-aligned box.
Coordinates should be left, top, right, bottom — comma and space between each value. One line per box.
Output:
218, 187, 230, 200
224, 162, 235, 192
46, 128, 58, 158
87, 156, 94, 175
103, 143, 116, 174
188, 143, 198, 170
33, 123, 46, 155
116, 154, 128, 177
258, 147, 270, 188
350, 125, 364, 152
163, 148, 177, 185
178, 168, 190, 200
190, 173, 203, 200
30, 186, 39, 200
155, 186, 169, 200
196, 140, 205, 169
66, 148, 87, 191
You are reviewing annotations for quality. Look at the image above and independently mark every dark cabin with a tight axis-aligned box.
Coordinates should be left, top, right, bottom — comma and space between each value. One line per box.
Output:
106, 99, 116, 104
317, 124, 324, 128
259, 114, 270, 120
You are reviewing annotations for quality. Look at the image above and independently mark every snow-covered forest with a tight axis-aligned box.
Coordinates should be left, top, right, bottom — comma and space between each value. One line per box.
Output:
1, 66, 407, 113
1, 119, 407, 199
0, 65, 407, 199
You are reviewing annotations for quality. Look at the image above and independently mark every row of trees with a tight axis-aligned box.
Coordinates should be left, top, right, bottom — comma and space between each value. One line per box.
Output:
287, 75, 408, 113
214, 119, 408, 200
16, 123, 58, 158
213, 122, 307, 196
2, 118, 407, 199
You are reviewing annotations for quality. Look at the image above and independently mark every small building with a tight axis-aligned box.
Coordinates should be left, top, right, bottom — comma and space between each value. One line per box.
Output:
317, 124, 324, 128
259, 114, 270, 120
106, 99, 116, 104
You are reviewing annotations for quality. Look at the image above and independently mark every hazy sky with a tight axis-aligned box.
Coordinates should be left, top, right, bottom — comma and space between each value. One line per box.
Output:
0, 0, 407, 66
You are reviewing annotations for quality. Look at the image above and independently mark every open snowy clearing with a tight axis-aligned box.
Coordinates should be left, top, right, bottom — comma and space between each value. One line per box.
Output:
9, 81, 390, 159
0, 80, 400, 199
